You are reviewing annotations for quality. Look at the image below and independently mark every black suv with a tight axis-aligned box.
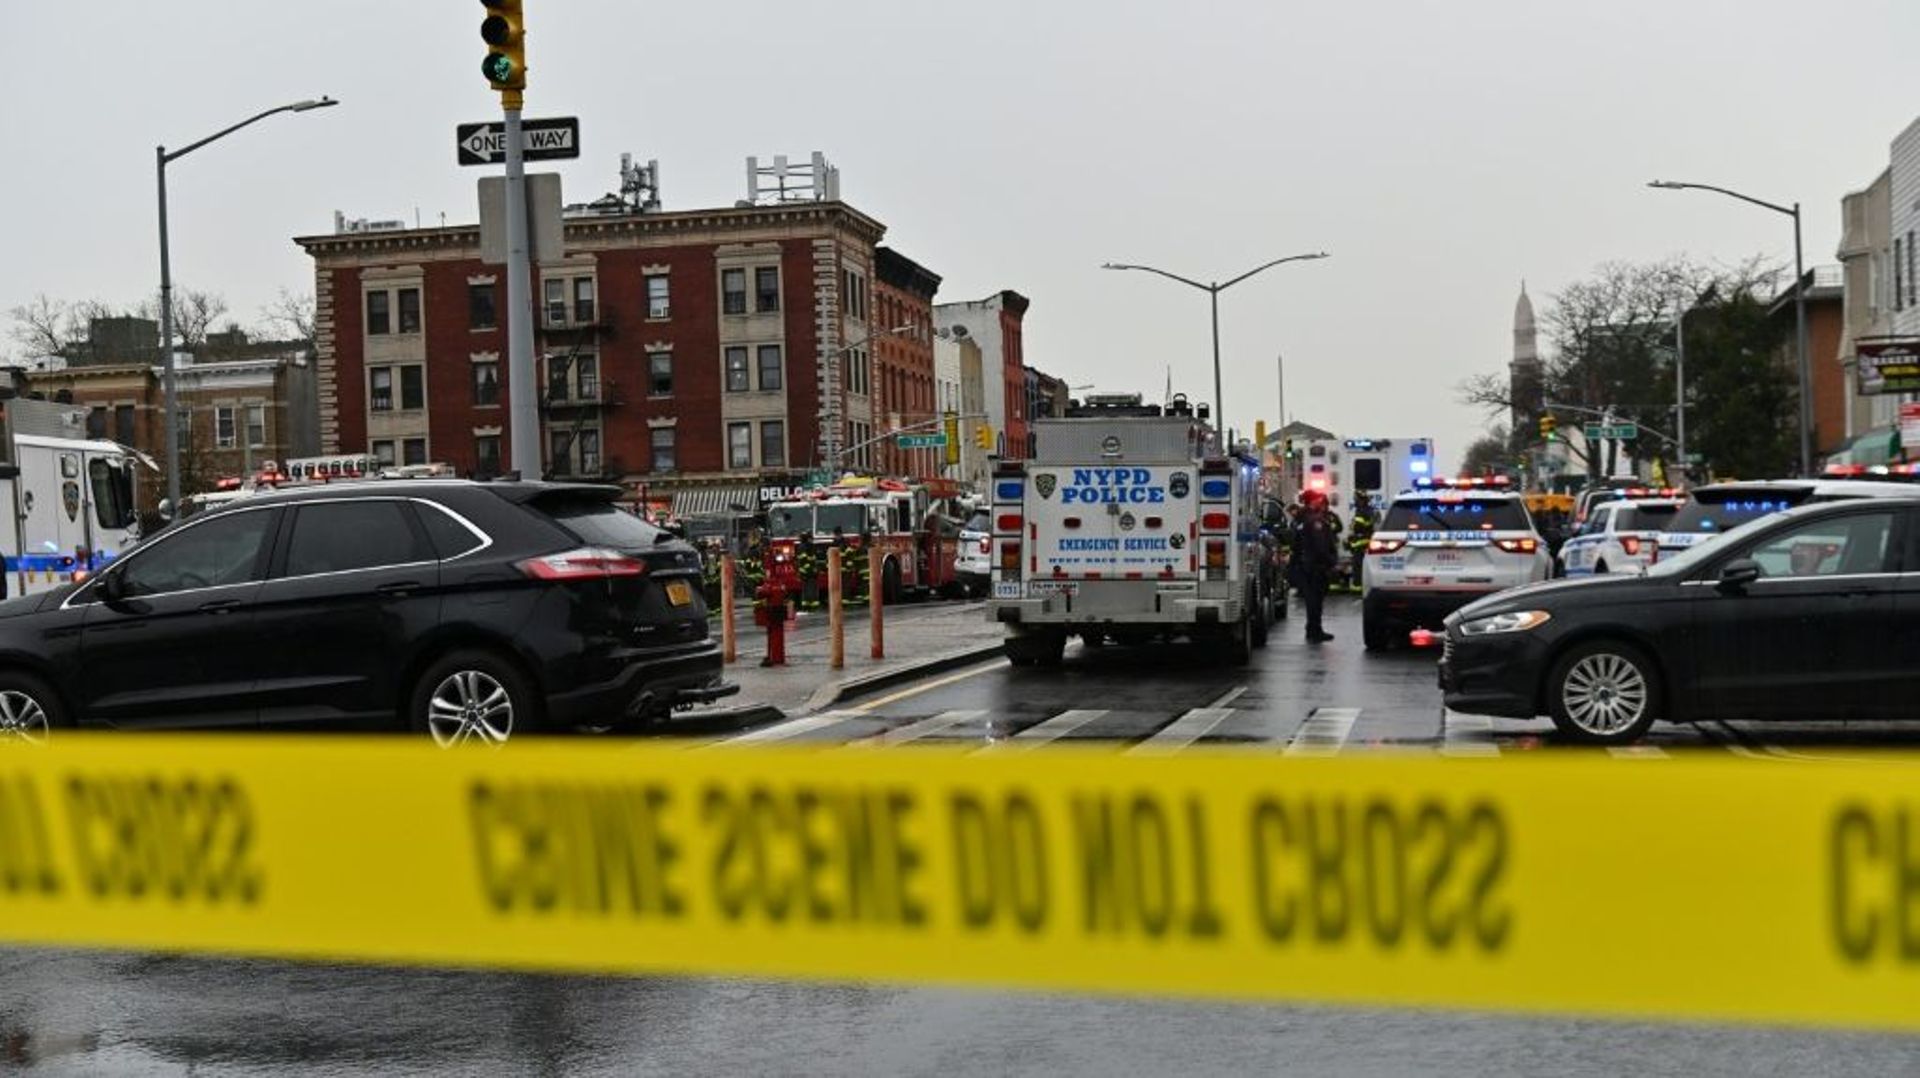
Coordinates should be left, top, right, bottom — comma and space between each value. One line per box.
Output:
0, 480, 734, 744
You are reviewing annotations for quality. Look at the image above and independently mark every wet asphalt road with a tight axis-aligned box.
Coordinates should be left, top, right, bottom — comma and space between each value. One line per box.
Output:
7, 597, 1920, 1075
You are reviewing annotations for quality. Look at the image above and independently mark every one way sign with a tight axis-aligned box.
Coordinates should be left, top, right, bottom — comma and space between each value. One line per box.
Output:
456, 117, 581, 166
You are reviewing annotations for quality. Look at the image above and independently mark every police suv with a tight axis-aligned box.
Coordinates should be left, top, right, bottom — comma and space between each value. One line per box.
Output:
1557, 492, 1682, 576
1360, 477, 1553, 650
1655, 477, 1920, 561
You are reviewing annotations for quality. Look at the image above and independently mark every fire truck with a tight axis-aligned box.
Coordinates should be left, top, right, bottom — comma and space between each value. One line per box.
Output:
762, 477, 965, 603
985, 393, 1268, 666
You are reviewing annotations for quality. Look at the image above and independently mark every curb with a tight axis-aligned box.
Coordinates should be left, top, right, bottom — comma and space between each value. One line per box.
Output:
803, 643, 1006, 713
660, 701, 786, 737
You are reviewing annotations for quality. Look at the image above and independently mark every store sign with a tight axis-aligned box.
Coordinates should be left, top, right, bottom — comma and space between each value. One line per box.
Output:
1857, 339, 1920, 395
758, 475, 813, 508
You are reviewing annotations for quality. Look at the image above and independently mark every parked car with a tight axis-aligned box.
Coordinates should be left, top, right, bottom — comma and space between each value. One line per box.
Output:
1361, 478, 1553, 650
0, 479, 735, 744
1558, 496, 1682, 576
955, 510, 991, 598
1440, 498, 1920, 745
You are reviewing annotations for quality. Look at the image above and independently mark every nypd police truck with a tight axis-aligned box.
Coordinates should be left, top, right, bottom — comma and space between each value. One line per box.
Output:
986, 393, 1268, 665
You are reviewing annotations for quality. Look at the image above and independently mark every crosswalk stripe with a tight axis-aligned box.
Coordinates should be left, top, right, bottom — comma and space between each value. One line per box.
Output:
1283, 707, 1360, 757
1126, 709, 1235, 755
716, 711, 864, 745
871, 709, 988, 745
1439, 710, 1500, 757
1010, 709, 1110, 745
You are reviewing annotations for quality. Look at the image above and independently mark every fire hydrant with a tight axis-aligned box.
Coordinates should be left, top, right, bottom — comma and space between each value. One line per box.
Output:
755, 579, 789, 667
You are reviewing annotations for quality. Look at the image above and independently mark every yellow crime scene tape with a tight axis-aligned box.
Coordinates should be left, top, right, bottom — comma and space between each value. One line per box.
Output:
0, 734, 1916, 1031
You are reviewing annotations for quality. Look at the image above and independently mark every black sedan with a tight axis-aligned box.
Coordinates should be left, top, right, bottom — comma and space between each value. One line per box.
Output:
0, 479, 734, 744
1439, 497, 1920, 744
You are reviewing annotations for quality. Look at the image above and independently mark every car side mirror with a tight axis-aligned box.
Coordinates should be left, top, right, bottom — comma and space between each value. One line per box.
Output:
97, 571, 127, 604
1716, 558, 1761, 593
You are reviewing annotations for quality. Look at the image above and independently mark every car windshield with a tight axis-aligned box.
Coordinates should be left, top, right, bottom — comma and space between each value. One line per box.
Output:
765, 504, 812, 537
1664, 489, 1809, 536
1382, 498, 1529, 532
813, 503, 871, 535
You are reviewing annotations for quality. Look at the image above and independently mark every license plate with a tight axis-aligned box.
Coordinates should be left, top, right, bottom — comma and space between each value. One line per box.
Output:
665, 581, 693, 606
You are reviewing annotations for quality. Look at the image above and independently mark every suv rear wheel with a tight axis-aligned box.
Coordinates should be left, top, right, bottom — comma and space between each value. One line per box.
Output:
411, 649, 538, 747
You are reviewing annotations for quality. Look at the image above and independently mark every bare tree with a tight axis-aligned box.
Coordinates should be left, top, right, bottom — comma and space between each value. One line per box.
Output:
141, 289, 228, 351
8, 295, 126, 363
257, 288, 316, 345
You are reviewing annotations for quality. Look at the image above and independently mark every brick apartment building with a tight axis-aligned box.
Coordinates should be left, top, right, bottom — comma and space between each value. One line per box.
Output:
23, 322, 318, 507
872, 247, 942, 479
297, 199, 1013, 514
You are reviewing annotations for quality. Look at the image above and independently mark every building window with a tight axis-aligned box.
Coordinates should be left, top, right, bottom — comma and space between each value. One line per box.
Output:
366, 291, 390, 335
473, 361, 500, 406
397, 287, 421, 334
1898, 238, 1906, 313
576, 355, 599, 400
725, 346, 750, 392
574, 278, 596, 323
728, 422, 753, 469
761, 420, 785, 468
756, 267, 780, 313
214, 407, 236, 449
469, 283, 497, 329
400, 365, 425, 410
648, 352, 673, 396
646, 274, 670, 318
578, 429, 601, 475
371, 440, 396, 467
544, 278, 567, 325
370, 367, 394, 412
722, 268, 748, 315
176, 409, 191, 453
1909, 230, 1916, 309
87, 407, 107, 440
403, 438, 427, 466
474, 435, 501, 479
547, 358, 569, 403
115, 404, 135, 444
650, 428, 676, 473
246, 404, 266, 448
549, 431, 573, 476
758, 345, 783, 391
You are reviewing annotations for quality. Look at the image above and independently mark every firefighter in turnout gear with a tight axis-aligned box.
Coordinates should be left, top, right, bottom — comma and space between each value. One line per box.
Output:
1342, 501, 1376, 593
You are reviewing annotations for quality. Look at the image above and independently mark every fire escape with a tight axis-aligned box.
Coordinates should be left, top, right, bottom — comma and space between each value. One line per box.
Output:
538, 292, 620, 481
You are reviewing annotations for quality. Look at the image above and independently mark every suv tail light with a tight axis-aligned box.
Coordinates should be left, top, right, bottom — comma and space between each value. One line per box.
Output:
1494, 538, 1539, 555
1367, 538, 1406, 555
1620, 536, 1641, 557
518, 547, 647, 580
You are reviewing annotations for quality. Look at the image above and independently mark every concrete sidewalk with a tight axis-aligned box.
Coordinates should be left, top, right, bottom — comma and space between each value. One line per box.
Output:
670, 599, 1005, 728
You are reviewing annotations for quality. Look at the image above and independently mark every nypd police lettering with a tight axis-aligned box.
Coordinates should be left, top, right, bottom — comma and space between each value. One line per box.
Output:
1060, 469, 1168, 505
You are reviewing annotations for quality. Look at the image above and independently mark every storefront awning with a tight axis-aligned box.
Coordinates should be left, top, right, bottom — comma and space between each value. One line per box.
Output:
671, 485, 759, 518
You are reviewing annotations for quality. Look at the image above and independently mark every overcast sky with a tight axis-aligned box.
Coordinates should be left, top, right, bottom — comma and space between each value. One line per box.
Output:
6, 0, 1917, 471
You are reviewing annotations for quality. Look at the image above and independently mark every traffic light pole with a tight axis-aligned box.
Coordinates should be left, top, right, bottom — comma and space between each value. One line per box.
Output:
502, 105, 540, 479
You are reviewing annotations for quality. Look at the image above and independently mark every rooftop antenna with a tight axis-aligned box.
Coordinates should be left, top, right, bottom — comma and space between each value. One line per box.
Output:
746, 151, 840, 205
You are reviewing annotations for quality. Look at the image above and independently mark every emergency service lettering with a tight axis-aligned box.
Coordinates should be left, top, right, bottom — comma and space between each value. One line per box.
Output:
1061, 469, 1168, 505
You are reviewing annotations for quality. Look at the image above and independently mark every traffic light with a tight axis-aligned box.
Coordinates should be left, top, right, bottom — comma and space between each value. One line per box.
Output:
975, 424, 994, 450
1539, 413, 1557, 442
480, 0, 527, 96
943, 412, 960, 466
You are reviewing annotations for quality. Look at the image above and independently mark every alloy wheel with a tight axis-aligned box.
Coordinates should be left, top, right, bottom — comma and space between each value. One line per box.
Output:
1560, 653, 1649, 735
0, 691, 48, 744
427, 670, 514, 747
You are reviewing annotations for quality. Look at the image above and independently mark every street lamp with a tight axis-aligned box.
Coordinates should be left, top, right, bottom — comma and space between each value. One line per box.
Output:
157, 96, 337, 511
1101, 252, 1329, 437
1648, 179, 1810, 476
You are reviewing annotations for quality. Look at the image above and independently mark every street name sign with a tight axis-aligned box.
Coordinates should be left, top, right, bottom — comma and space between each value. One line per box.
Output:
1584, 423, 1638, 440
457, 117, 581, 166
895, 433, 948, 449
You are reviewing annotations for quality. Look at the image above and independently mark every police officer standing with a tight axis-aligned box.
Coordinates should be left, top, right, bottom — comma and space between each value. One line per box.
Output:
1289, 489, 1340, 643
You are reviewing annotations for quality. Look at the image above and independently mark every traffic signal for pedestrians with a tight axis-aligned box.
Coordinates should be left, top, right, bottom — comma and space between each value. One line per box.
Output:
480, 0, 527, 95
975, 423, 994, 450
1539, 413, 1557, 442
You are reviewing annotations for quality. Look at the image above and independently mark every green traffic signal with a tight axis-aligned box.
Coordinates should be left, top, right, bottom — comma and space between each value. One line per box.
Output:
480, 0, 526, 93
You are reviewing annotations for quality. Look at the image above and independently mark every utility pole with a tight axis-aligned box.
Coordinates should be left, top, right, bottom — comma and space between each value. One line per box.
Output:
1674, 297, 1688, 482
482, 1, 537, 477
